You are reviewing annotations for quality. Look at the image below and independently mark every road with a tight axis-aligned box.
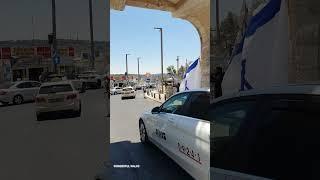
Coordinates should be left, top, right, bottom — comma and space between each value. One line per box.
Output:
0, 89, 108, 180
108, 90, 193, 180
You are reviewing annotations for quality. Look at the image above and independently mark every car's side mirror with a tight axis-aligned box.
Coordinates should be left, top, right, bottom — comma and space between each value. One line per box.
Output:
151, 106, 160, 114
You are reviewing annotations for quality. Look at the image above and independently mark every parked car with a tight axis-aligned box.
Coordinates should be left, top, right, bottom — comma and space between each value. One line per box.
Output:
210, 84, 320, 180
70, 79, 86, 93
121, 86, 136, 100
110, 87, 122, 95
134, 84, 142, 90
0, 81, 41, 105
139, 89, 211, 180
77, 71, 103, 89
35, 81, 81, 121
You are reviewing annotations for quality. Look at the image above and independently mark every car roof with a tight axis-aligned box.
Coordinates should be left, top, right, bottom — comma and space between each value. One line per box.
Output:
173, 88, 210, 96
214, 84, 320, 103
40, 81, 73, 87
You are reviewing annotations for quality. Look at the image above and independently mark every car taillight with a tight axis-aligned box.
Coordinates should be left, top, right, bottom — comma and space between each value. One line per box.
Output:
66, 93, 77, 100
36, 97, 46, 103
0, 90, 7, 95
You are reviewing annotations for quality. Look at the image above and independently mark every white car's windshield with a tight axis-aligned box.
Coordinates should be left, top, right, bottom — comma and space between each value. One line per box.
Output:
39, 84, 73, 94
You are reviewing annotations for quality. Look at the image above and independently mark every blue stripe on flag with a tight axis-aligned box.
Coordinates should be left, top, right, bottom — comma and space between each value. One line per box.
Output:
183, 58, 199, 79
245, 0, 282, 37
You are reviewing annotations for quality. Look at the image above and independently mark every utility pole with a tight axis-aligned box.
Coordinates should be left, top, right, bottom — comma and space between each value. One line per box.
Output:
154, 27, 164, 94
89, 0, 95, 70
216, 0, 221, 42
176, 56, 180, 75
137, 57, 141, 82
125, 53, 130, 82
32, 16, 35, 41
51, 0, 57, 73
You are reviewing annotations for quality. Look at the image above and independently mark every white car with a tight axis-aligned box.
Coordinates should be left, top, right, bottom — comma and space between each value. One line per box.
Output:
78, 71, 103, 89
121, 87, 136, 100
35, 81, 81, 121
110, 87, 122, 95
0, 81, 41, 105
139, 89, 210, 180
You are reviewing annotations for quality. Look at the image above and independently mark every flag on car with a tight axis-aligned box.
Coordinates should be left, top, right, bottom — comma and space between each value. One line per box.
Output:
222, 0, 289, 95
179, 58, 201, 92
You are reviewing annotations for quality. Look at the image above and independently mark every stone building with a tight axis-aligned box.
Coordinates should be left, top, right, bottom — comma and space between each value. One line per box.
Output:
0, 39, 108, 82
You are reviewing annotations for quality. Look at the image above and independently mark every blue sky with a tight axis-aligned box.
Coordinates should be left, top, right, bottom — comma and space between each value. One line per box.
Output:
111, 6, 200, 74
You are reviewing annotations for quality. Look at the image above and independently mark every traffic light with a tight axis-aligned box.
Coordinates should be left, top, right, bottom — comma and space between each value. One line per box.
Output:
48, 34, 54, 44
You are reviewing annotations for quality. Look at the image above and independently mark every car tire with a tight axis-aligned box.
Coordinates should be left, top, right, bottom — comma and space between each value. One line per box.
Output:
121, 97, 124, 100
36, 114, 43, 121
13, 95, 23, 105
74, 103, 82, 117
139, 120, 149, 144
97, 80, 101, 89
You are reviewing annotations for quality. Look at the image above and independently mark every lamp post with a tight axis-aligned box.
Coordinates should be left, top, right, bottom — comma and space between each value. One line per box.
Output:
125, 53, 130, 83
137, 57, 141, 82
154, 27, 164, 94
89, 0, 95, 70
51, 0, 57, 73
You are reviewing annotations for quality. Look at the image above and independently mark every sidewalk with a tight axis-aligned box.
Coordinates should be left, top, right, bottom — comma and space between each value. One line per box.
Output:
144, 90, 166, 103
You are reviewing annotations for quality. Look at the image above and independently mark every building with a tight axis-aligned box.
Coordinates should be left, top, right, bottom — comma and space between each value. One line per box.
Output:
0, 39, 108, 82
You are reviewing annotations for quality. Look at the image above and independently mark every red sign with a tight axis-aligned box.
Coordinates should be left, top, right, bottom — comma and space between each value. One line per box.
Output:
37, 47, 51, 58
68, 47, 75, 57
1, 47, 11, 59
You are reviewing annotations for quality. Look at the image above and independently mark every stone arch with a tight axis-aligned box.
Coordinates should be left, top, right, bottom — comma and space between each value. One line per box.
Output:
111, 0, 210, 88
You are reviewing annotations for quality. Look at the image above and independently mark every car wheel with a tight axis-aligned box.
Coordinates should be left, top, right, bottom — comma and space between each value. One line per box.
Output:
121, 97, 124, 100
77, 103, 82, 116
139, 120, 149, 144
36, 114, 43, 121
13, 95, 23, 105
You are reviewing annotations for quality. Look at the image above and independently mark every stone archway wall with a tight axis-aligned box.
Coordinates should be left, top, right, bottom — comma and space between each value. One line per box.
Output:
110, 0, 210, 88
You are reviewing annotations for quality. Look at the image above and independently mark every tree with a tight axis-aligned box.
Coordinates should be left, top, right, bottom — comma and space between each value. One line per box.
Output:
166, 65, 176, 75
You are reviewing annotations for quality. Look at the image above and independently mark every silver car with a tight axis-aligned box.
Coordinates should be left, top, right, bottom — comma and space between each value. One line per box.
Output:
0, 81, 41, 105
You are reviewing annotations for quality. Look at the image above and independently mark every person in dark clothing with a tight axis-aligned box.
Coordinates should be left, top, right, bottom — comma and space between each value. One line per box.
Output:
176, 82, 180, 93
213, 67, 224, 98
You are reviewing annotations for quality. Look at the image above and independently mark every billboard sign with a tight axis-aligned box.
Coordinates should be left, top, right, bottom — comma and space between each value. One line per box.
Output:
12, 47, 35, 57
37, 47, 51, 58
1, 47, 11, 59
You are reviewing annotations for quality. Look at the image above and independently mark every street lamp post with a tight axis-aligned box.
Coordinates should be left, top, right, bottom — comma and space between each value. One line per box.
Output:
137, 57, 141, 82
51, 0, 57, 73
125, 53, 130, 84
89, 0, 95, 70
154, 27, 164, 94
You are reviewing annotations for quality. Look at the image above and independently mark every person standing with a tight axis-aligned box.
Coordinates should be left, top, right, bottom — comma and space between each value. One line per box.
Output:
213, 67, 223, 98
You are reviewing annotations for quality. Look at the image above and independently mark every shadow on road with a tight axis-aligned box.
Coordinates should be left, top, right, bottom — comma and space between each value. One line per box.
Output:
98, 141, 193, 180
38, 112, 80, 121
0, 101, 34, 107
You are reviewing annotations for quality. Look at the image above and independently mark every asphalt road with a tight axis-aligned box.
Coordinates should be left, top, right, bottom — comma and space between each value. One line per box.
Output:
108, 90, 194, 180
0, 89, 108, 180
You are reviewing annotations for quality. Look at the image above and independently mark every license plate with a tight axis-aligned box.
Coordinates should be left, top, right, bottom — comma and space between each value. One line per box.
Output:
48, 98, 64, 103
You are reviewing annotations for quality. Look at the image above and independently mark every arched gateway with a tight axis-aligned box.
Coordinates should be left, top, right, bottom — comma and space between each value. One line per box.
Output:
110, 0, 210, 88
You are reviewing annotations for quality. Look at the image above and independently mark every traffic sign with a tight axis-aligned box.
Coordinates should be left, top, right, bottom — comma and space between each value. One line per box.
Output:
52, 53, 61, 65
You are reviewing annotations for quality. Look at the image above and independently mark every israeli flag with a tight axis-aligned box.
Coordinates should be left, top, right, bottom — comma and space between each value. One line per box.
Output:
222, 0, 289, 95
180, 58, 201, 92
